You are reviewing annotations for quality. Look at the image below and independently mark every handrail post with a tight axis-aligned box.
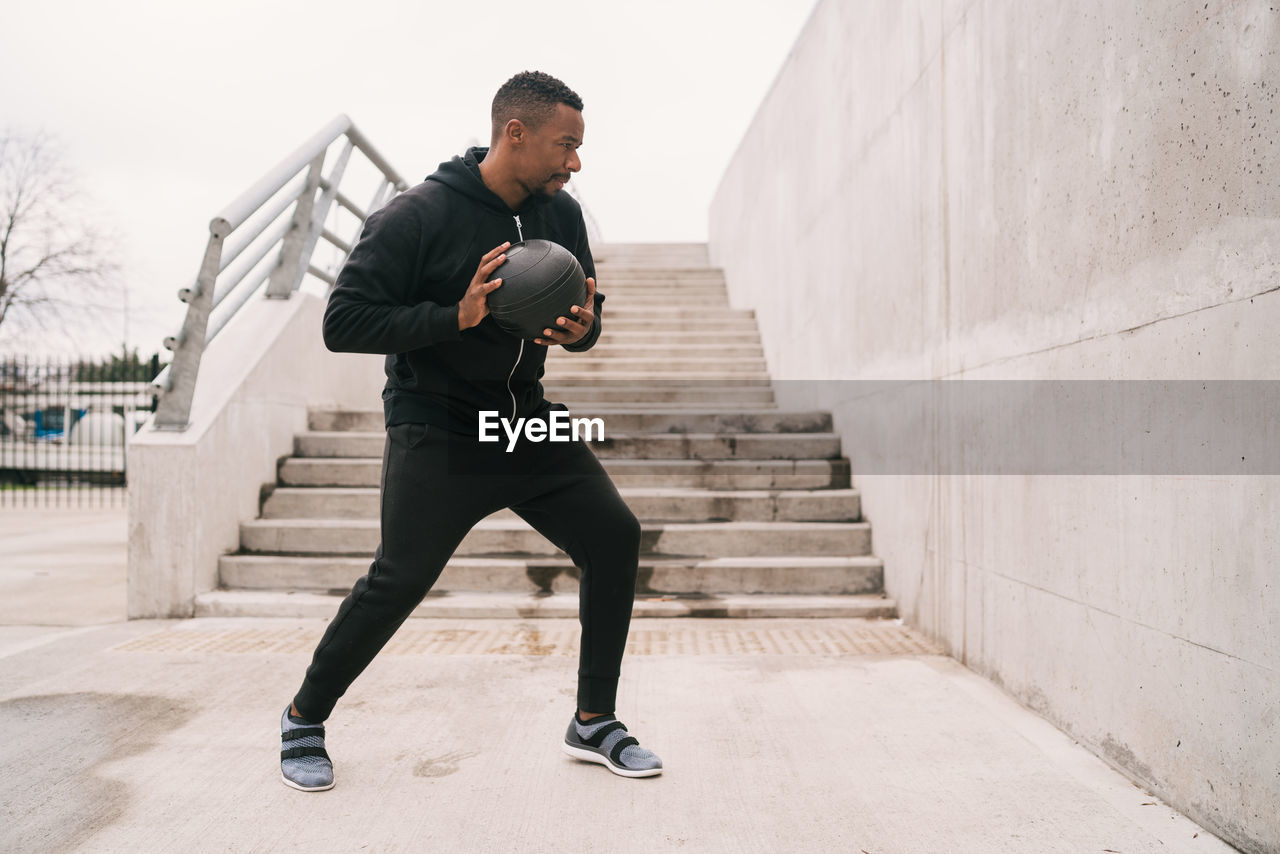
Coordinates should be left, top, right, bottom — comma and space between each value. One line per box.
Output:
289, 140, 354, 295
367, 178, 394, 218
327, 177, 391, 288
266, 152, 325, 298
152, 230, 226, 429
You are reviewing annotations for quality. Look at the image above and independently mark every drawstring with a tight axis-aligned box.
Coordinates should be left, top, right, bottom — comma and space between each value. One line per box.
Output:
507, 339, 524, 420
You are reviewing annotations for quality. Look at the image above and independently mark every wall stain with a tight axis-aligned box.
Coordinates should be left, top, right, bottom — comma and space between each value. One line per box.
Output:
1099, 732, 1158, 790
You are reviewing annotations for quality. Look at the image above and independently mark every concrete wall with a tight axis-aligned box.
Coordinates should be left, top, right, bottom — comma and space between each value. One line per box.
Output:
708, 2, 1279, 852
127, 292, 383, 618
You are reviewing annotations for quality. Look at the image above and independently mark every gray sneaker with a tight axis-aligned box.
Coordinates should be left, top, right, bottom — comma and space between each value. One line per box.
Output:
280, 706, 334, 792
562, 712, 663, 778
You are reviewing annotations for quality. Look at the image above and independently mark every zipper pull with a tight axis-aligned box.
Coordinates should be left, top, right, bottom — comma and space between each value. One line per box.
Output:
514, 215, 524, 242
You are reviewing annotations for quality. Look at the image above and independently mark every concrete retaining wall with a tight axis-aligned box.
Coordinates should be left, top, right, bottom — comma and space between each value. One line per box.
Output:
127, 292, 383, 619
708, 2, 1279, 851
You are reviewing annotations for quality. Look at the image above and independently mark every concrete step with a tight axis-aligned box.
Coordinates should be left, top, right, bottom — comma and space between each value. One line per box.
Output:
596, 331, 761, 344
568, 345, 762, 358
602, 300, 733, 310
217, 554, 884, 595
601, 308, 747, 318
600, 300, 731, 310
553, 398, 777, 409
601, 292, 729, 302
596, 272, 725, 282
602, 285, 727, 291
597, 319, 758, 331
544, 388, 776, 405
239, 518, 872, 557
293, 431, 840, 460
596, 263, 721, 270
603, 277, 725, 282
194, 589, 897, 619
601, 282, 727, 291
598, 267, 723, 275
545, 376, 770, 386
590, 433, 844, 460
599, 290, 732, 300
576, 409, 829, 433
541, 357, 767, 373
543, 374, 770, 385
542, 387, 774, 404
599, 310, 753, 320
262, 486, 862, 522
543, 387, 773, 406
279, 457, 848, 489
599, 268, 724, 276
602, 299, 732, 309
593, 285, 727, 295
597, 241, 711, 252
595, 244, 710, 265
309, 408, 829, 434
592, 332, 759, 344
547, 345, 764, 359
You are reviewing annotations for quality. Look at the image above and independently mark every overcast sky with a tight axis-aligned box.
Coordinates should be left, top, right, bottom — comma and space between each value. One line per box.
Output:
0, 0, 816, 358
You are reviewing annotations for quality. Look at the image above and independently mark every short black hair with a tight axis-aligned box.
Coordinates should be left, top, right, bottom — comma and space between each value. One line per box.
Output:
490, 71, 583, 145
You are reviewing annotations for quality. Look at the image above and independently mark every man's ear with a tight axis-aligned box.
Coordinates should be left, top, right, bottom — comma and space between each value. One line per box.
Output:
503, 118, 527, 147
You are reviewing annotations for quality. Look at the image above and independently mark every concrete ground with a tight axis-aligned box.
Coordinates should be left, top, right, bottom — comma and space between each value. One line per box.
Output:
0, 507, 1242, 853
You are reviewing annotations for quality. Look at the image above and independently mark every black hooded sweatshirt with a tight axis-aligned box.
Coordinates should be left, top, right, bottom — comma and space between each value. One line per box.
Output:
321, 146, 603, 435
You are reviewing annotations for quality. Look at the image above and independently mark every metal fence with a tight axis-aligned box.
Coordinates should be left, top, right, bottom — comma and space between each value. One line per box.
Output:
0, 354, 161, 507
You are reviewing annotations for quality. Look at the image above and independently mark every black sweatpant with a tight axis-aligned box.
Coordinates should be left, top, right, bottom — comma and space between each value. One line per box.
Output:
292, 420, 642, 722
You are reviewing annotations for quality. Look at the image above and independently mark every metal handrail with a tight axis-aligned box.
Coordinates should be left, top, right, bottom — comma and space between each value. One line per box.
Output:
563, 182, 604, 250
151, 115, 408, 430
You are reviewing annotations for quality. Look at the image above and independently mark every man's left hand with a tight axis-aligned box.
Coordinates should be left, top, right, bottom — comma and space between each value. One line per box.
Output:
534, 277, 596, 347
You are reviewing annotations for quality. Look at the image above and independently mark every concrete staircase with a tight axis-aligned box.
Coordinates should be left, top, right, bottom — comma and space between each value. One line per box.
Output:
196, 243, 895, 619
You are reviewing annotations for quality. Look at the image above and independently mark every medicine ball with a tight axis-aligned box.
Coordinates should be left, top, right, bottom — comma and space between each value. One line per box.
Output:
487, 239, 588, 341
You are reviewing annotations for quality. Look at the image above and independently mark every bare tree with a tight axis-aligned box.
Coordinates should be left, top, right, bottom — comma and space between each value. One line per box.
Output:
0, 129, 117, 339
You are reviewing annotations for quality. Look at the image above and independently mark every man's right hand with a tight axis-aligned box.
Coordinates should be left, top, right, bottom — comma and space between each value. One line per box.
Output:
458, 242, 510, 331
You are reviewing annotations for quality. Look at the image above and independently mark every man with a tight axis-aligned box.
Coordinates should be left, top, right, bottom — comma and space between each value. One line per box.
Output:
279, 71, 662, 790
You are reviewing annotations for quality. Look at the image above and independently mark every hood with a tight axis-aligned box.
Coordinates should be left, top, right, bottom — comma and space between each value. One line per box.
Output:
425, 146, 555, 215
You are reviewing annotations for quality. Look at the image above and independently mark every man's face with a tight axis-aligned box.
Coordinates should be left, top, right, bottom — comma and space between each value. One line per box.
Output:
515, 103, 584, 198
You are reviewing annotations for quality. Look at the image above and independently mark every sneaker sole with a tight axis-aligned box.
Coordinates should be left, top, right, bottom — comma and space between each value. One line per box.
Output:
561, 742, 663, 777
280, 772, 335, 792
